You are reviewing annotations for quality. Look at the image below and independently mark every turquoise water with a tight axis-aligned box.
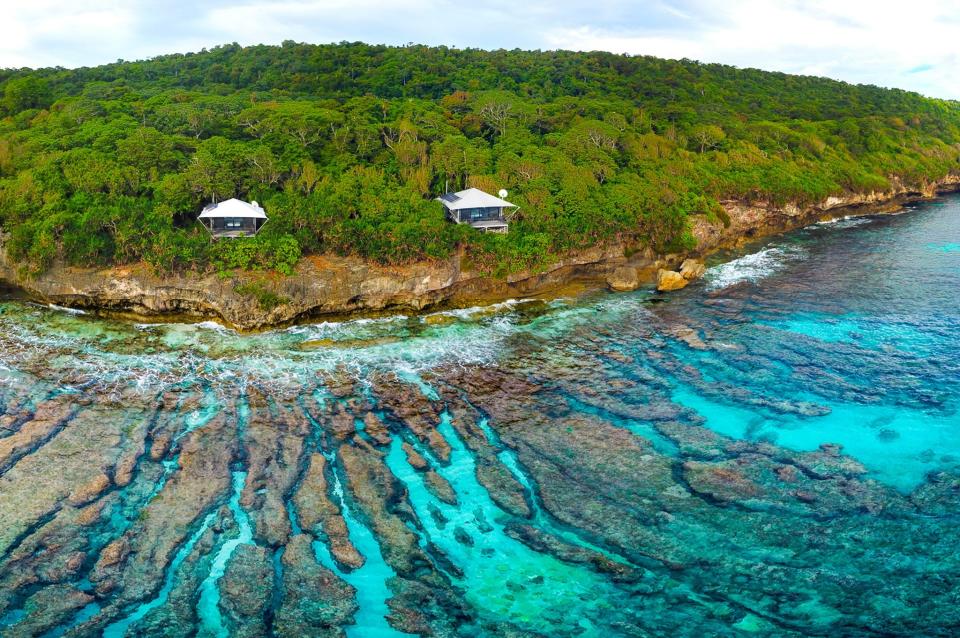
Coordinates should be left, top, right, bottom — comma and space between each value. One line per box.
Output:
304, 390, 415, 638
102, 511, 217, 638
196, 469, 254, 637
1, 194, 959, 636
385, 410, 626, 633
312, 460, 414, 638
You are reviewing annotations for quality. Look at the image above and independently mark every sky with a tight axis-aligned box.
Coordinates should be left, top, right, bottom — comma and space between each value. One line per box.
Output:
3, 0, 959, 100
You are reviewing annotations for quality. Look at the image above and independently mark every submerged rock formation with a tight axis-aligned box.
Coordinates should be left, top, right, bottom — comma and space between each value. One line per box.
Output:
2, 240, 960, 638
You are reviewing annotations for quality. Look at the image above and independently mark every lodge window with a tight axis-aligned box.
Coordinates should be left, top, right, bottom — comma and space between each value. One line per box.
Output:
467, 207, 501, 221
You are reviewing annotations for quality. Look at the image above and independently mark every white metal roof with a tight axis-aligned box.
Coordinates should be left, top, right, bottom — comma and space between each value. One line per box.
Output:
437, 188, 515, 210
198, 198, 267, 219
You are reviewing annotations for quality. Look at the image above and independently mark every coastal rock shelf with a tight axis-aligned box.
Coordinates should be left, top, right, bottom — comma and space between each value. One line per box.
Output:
0, 195, 959, 637
2, 176, 958, 330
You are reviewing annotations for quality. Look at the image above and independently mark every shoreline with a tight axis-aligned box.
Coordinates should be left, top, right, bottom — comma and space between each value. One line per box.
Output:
2, 176, 958, 331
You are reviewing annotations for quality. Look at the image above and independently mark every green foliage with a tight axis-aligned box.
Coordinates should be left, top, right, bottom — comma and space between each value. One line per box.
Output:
1, 42, 958, 278
2, 76, 51, 114
234, 279, 289, 311
211, 233, 301, 275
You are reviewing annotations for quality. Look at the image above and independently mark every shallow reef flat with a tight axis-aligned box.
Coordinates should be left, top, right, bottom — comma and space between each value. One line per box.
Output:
0, 195, 958, 637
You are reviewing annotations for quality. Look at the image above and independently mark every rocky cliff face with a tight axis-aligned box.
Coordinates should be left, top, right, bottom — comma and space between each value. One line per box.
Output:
690, 175, 960, 252
2, 175, 958, 329
0, 243, 629, 330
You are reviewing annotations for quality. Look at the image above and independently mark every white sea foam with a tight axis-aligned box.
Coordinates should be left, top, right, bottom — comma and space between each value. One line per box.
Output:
831, 216, 873, 229
815, 214, 874, 228
705, 244, 807, 291
284, 314, 410, 340
0, 292, 642, 394
194, 320, 233, 332
45, 303, 87, 315
420, 298, 525, 322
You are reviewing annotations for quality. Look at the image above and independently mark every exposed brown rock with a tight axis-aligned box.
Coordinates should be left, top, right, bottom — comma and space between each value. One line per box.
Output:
274, 534, 357, 638
325, 370, 356, 399
776, 465, 799, 483
1, 584, 93, 638
670, 326, 708, 350
402, 442, 429, 471
606, 265, 640, 292
362, 412, 392, 446
441, 401, 532, 518
68, 472, 111, 506
0, 403, 135, 559
474, 459, 532, 519
373, 380, 451, 462
329, 407, 357, 441
504, 522, 641, 581
109, 520, 218, 637
293, 453, 365, 570
96, 537, 129, 569
219, 544, 273, 638
424, 471, 458, 506
656, 269, 689, 292
0, 397, 75, 470
683, 461, 762, 501
679, 258, 706, 280
239, 391, 308, 548
338, 444, 433, 577
76, 500, 108, 526
385, 577, 475, 636
106, 409, 234, 604
149, 430, 172, 461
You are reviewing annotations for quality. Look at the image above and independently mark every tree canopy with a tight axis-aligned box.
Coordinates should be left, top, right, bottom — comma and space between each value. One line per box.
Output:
1, 41, 958, 277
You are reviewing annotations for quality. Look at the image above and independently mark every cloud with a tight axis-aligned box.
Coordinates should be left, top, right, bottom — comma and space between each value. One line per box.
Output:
2, 1, 139, 67
1, 0, 958, 99
543, 0, 960, 99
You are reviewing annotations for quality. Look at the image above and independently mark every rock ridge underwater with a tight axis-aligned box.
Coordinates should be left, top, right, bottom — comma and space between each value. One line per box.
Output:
0, 192, 959, 636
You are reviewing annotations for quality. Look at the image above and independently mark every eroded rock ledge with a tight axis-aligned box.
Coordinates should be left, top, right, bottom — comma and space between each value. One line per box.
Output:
1, 175, 958, 330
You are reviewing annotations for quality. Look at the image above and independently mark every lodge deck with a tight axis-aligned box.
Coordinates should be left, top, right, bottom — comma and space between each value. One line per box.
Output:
209, 229, 258, 238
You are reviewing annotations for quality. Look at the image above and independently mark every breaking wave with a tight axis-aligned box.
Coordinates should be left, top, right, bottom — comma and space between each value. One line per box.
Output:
704, 244, 808, 291
0, 295, 643, 393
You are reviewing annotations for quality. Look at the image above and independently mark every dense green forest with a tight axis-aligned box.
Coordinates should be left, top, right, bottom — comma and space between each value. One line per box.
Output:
1, 41, 959, 277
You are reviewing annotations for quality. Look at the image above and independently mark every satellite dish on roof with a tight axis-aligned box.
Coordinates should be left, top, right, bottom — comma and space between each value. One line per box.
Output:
498, 189, 508, 199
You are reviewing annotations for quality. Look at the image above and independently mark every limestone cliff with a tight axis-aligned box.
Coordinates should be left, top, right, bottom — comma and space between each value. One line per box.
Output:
1, 175, 958, 329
